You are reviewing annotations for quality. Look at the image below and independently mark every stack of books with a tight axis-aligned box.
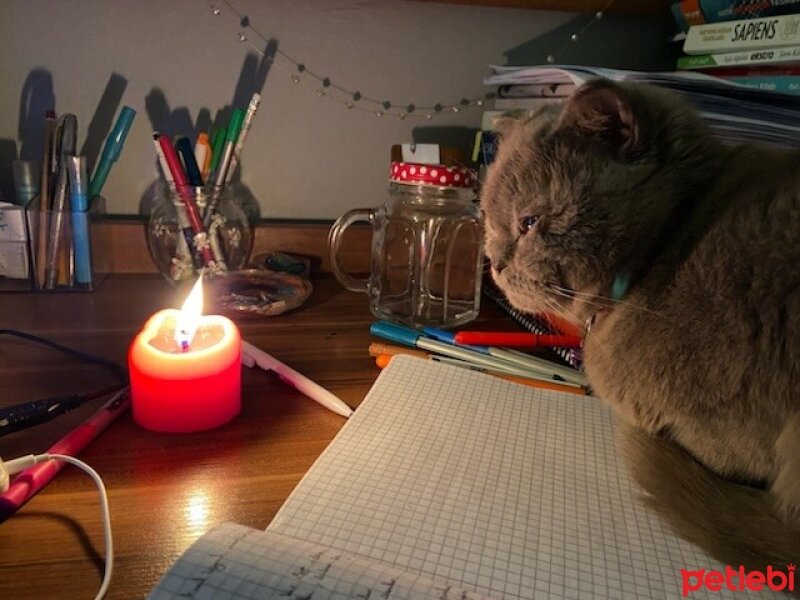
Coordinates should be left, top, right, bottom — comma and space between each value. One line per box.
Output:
674, 2, 800, 93
481, 64, 800, 148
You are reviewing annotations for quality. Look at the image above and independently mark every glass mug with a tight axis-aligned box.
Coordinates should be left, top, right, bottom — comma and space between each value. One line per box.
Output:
328, 163, 483, 329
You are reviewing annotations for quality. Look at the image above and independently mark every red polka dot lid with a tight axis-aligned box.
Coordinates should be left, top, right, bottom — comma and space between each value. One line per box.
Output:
390, 162, 476, 188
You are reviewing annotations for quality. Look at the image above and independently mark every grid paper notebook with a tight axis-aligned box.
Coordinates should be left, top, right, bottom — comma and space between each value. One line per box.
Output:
149, 356, 780, 599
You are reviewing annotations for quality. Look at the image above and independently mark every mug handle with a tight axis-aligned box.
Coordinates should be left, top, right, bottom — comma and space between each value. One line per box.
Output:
327, 208, 374, 293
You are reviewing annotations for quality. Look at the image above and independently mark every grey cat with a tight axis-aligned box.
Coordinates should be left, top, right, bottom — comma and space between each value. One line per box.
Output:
481, 78, 800, 574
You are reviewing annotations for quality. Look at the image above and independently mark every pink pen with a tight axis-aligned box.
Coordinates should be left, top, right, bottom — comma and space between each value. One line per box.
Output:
0, 388, 129, 520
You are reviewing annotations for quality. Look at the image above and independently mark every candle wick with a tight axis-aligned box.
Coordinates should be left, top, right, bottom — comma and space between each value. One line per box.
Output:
181, 340, 190, 353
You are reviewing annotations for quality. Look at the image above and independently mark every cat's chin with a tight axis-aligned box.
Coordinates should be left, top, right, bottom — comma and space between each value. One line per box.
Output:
496, 284, 551, 316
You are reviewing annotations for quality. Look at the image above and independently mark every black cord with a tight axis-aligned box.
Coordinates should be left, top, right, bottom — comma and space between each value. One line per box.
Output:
0, 330, 128, 438
0, 329, 127, 384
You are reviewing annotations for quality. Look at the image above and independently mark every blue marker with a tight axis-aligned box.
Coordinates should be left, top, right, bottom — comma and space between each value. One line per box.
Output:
68, 156, 92, 285
90, 106, 136, 198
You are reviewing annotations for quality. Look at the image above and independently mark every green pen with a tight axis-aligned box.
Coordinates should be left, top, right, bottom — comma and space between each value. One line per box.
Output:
204, 109, 245, 226
208, 128, 226, 181
212, 109, 245, 189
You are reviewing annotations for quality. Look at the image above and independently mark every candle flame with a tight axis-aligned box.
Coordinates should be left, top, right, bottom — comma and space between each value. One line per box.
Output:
175, 275, 204, 351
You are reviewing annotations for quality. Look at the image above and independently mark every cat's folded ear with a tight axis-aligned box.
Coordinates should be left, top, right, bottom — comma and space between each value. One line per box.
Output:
557, 79, 640, 159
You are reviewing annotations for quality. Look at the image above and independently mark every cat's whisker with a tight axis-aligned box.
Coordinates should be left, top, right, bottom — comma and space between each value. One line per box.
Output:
539, 293, 581, 330
544, 284, 609, 314
547, 283, 669, 319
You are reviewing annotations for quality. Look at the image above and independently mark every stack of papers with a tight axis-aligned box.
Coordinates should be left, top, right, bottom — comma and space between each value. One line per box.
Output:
485, 65, 800, 148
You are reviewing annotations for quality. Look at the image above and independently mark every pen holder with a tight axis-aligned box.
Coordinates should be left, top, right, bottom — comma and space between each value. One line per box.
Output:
0, 197, 109, 292
146, 184, 252, 283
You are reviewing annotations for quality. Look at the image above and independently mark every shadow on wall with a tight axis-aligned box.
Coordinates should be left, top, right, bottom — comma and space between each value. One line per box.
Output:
502, 13, 679, 71
0, 69, 128, 204
0, 69, 55, 201
138, 45, 277, 224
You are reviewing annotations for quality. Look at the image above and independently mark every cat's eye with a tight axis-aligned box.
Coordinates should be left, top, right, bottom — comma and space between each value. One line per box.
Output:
519, 215, 539, 234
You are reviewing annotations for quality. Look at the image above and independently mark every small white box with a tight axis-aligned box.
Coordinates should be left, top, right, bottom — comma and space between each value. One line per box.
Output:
0, 202, 30, 280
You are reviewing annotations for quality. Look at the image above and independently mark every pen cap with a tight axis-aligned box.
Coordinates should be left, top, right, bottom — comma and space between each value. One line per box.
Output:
225, 109, 245, 143
103, 106, 136, 162
369, 321, 421, 347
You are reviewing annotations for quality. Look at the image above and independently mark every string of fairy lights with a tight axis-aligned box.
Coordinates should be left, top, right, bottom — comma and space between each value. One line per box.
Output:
208, 0, 613, 120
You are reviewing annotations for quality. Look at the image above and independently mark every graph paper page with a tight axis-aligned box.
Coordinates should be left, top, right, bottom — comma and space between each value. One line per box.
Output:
150, 356, 780, 599
267, 355, 778, 599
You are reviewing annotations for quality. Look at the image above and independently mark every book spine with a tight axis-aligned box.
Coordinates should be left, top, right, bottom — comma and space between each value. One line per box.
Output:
684, 13, 800, 55
700, 0, 800, 23
672, 0, 706, 32
724, 74, 800, 91
677, 44, 800, 68
493, 97, 565, 110
697, 64, 800, 75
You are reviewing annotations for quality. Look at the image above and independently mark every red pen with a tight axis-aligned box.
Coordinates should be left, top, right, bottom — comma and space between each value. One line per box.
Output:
155, 133, 216, 268
454, 331, 583, 349
0, 389, 129, 520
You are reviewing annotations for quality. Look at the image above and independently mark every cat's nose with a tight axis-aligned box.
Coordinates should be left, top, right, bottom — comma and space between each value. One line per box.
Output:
491, 261, 507, 275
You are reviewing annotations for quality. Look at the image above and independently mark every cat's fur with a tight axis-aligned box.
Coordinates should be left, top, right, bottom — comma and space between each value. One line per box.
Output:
481, 79, 800, 572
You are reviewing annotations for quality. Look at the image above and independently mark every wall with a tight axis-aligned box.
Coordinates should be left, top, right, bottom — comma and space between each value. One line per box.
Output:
0, 0, 675, 219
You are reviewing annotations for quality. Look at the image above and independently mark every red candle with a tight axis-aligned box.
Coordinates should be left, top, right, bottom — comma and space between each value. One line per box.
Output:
128, 277, 241, 433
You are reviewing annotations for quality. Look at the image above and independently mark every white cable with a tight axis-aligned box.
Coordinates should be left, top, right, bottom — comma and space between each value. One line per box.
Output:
1, 453, 113, 600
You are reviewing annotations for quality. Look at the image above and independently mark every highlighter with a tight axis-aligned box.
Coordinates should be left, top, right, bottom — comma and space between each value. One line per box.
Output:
68, 156, 92, 285
90, 106, 136, 198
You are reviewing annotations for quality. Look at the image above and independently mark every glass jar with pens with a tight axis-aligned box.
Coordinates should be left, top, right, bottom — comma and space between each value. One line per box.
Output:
146, 183, 252, 282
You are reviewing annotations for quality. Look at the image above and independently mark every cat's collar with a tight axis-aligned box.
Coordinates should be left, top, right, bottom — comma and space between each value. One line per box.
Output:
611, 272, 630, 302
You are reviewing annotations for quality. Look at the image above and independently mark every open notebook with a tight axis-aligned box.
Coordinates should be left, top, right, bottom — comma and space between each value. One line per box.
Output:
148, 356, 778, 599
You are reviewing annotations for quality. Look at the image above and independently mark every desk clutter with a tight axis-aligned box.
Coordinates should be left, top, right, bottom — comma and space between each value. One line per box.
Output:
146, 93, 261, 282
0, 106, 135, 292
148, 357, 776, 600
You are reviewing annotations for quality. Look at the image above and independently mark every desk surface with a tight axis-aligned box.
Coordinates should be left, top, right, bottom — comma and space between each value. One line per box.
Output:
0, 275, 513, 600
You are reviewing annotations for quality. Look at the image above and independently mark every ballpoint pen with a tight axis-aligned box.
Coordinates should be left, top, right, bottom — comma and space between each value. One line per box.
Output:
45, 114, 77, 289
90, 105, 136, 198
35, 110, 57, 289
241, 340, 353, 418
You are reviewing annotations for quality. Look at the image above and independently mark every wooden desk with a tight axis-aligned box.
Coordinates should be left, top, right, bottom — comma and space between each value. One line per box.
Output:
0, 275, 510, 599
